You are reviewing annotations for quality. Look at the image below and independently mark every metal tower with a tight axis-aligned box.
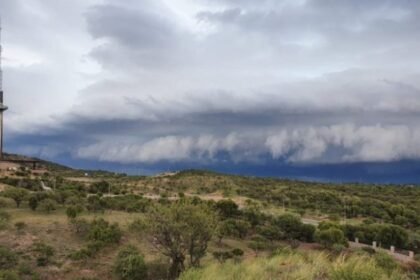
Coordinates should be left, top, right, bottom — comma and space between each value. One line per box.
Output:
0, 19, 8, 160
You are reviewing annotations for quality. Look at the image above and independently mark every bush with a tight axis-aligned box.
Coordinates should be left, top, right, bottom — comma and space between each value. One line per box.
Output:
32, 242, 54, 266
70, 218, 91, 238
0, 246, 18, 269
114, 245, 147, 280
213, 251, 234, 263
28, 195, 38, 211
315, 228, 348, 249
0, 270, 19, 280
88, 218, 122, 245
66, 206, 82, 219
0, 211, 10, 230
14, 222, 26, 232
38, 199, 57, 213
374, 252, 398, 275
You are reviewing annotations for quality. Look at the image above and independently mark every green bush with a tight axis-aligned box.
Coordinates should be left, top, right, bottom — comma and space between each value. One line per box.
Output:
14, 222, 26, 232
114, 245, 147, 280
374, 252, 398, 275
32, 242, 54, 266
0, 246, 18, 269
0, 211, 11, 230
88, 218, 122, 245
315, 228, 348, 249
0, 270, 19, 280
38, 199, 57, 213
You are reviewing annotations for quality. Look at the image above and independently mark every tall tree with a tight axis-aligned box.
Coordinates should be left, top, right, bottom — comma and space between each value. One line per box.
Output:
146, 200, 218, 279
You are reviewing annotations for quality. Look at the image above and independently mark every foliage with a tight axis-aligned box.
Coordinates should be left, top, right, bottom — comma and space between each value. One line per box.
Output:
32, 242, 54, 266
14, 222, 26, 232
2, 187, 28, 208
88, 218, 122, 245
0, 247, 18, 270
114, 245, 147, 280
0, 211, 10, 230
28, 195, 38, 211
38, 199, 58, 213
0, 270, 20, 280
315, 228, 348, 249
180, 251, 406, 280
66, 205, 82, 219
146, 200, 218, 279
215, 200, 239, 218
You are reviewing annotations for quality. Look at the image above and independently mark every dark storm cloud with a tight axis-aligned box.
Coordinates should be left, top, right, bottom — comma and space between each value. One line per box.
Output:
3, 0, 420, 168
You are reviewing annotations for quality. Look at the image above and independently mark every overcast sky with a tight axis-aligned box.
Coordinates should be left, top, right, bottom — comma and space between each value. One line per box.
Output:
1, 0, 420, 180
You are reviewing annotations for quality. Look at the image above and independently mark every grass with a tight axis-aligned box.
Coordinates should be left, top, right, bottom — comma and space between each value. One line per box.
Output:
180, 251, 409, 280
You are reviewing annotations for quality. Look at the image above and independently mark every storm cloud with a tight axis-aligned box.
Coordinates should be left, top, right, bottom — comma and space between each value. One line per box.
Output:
1, 0, 420, 176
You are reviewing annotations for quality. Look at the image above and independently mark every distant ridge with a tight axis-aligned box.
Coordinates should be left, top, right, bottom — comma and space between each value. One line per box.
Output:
2, 153, 72, 171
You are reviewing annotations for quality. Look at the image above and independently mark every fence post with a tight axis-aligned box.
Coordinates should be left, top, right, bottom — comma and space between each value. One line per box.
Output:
372, 241, 377, 249
409, 251, 414, 260
355, 237, 359, 244
390, 246, 395, 253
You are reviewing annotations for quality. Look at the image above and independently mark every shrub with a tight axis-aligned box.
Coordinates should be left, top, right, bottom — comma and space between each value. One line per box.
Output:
0, 270, 19, 280
32, 242, 54, 266
0, 211, 10, 229
213, 251, 233, 263
38, 199, 57, 213
315, 228, 348, 249
374, 252, 398, 275
66, 206, 82, 219
14, 222, 26, 232
0, 246, 18, 269
70, 218, 90, 238
114, 245, 147, 280
88, 218, 122, 245
28, 195, 38, 211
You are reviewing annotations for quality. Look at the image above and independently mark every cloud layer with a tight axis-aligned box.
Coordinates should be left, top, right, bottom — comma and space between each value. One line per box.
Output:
2, 0, 420, 170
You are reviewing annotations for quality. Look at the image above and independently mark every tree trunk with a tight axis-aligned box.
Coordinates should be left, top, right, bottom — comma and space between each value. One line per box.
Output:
169, 255, 185, 280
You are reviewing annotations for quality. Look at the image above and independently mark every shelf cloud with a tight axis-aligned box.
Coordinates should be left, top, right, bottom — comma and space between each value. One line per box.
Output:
2, 0, 420, 177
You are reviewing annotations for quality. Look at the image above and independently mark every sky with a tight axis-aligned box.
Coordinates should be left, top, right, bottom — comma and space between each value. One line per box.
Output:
1, 0, 420, 183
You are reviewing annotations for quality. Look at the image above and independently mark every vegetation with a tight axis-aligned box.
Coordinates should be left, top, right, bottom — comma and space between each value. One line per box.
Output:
0, 165, 417, 279
114, 245, 147, 280
180, 250, 409, 280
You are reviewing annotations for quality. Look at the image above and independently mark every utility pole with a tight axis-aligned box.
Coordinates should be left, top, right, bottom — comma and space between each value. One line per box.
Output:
0, 18, 8, 160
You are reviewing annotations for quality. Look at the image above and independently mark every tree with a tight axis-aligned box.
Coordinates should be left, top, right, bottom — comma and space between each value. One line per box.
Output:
89, 180, 111, 194
146, 201, 218, 279
114, 245, 147, 280
28, 195, 38, 211
215, 200, 239, 218
2, 187, 28, 208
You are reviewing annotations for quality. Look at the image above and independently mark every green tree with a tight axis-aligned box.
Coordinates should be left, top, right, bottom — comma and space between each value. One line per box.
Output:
146, 201, 218, 279
2, 187, 28, 208
114, 245, 147, 280
28, 195, 38, 211
215, 200, 239, 218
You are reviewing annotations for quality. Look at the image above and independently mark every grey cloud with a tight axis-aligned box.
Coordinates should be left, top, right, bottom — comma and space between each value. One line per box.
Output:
4, 0, 420, 168
75, 124, 420, 164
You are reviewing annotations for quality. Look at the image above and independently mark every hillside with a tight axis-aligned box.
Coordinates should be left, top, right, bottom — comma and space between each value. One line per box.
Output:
0, 158, 418, 279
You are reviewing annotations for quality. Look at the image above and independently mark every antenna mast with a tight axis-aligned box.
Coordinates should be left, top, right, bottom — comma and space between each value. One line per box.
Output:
0, 17, 8, 160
